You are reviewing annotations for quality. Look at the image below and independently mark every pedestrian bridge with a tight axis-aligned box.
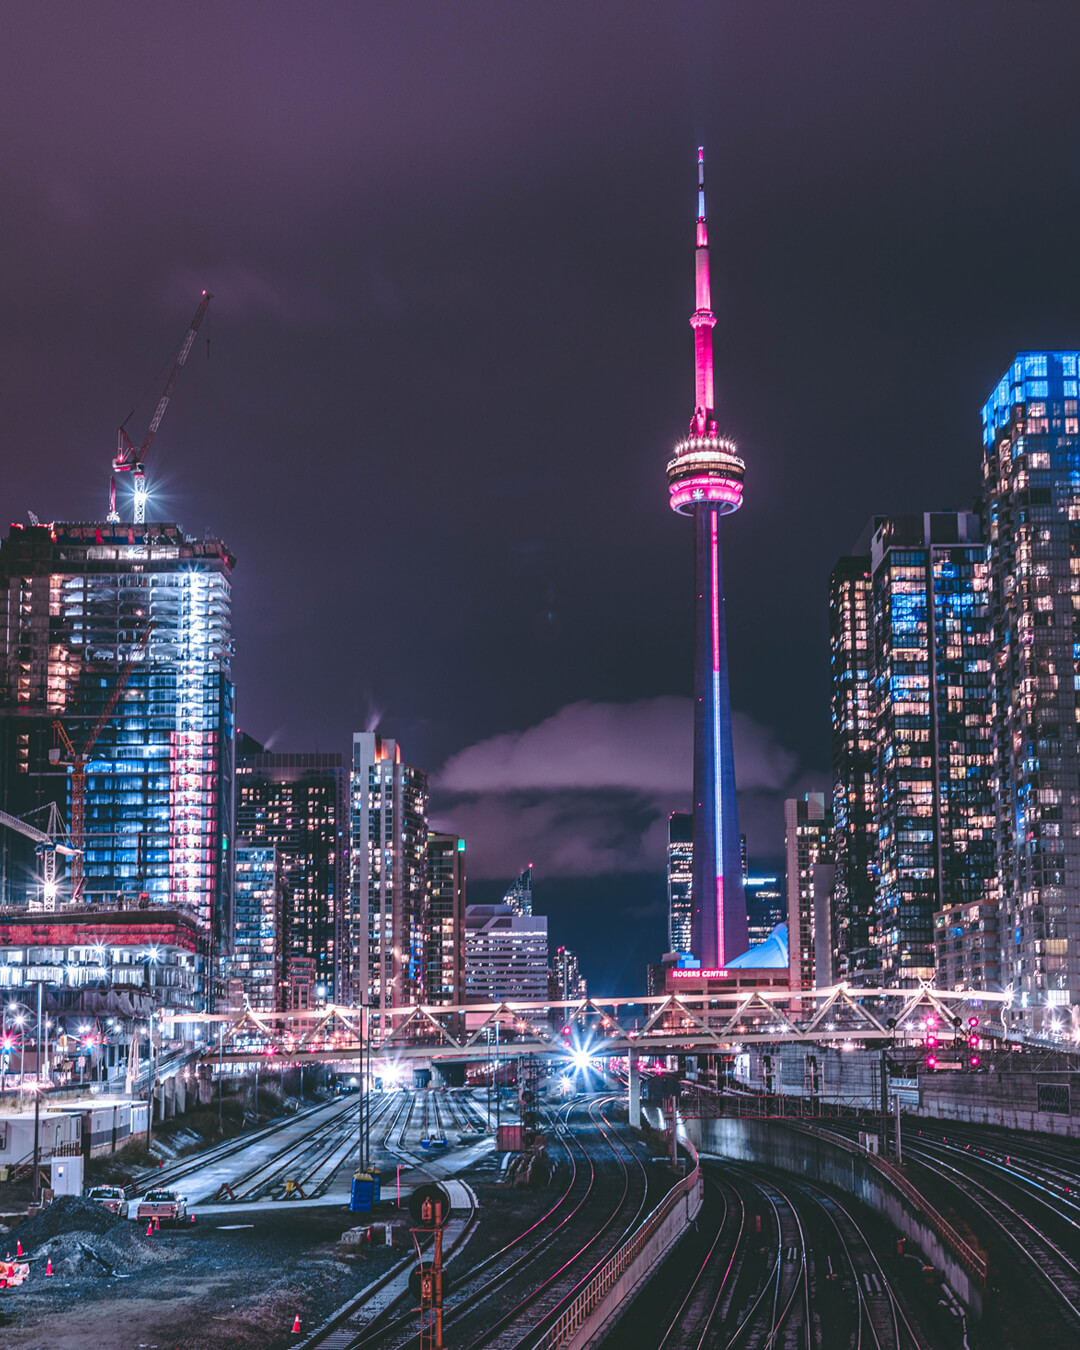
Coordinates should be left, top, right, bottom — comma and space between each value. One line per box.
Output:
161, 983, 1019, 1068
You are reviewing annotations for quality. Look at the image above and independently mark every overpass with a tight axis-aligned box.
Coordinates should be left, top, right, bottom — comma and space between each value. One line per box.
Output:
161, 982, 1020, 1068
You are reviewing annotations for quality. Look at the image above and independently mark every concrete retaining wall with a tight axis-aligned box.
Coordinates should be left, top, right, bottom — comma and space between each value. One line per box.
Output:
917, 1069, 1080, 1138
685, 1115, 984, 1316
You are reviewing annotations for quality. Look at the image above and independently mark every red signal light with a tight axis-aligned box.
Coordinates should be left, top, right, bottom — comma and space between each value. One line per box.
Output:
927, 1035, 938, 1048
926, 1055, 937, 1070
969, 1055, 980, 1068
968, 1016, 979, 1028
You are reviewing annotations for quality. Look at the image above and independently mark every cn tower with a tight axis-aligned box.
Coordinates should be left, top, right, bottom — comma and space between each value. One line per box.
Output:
666, 148, 750, 969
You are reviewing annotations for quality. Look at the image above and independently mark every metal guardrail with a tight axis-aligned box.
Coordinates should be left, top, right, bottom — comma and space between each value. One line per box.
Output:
532, 1137, 703, 1350
794, 1122, 988, 1285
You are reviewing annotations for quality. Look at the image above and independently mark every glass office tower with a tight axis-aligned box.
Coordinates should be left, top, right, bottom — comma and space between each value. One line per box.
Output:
667, 811, 693, 955
349, 733, 428, 1015
829, 552, 877, 981
235, 743, 345, 1001
983, 353, 1080, 1019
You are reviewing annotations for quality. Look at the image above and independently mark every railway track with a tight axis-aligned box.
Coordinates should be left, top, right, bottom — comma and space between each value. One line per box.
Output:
901, 1135, 1080, 1329
123, 1093, 364, 1200
606, 1161, 929, 1350
308, 1094, 653, 1350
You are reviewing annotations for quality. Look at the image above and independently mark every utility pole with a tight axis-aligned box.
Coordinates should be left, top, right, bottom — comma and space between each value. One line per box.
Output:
32, 980, 44, 1196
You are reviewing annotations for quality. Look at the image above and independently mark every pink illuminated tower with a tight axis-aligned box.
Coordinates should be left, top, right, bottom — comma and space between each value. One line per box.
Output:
666, 148, 750, 969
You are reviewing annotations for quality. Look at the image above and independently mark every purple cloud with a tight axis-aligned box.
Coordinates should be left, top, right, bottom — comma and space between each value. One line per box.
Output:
432, 698, 826, 880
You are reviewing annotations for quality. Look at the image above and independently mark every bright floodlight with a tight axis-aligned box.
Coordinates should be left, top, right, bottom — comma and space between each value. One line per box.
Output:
569, 1046, 594, 1074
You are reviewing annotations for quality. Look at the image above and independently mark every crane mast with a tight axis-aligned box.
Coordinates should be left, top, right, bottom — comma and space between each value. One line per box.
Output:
108, 292, 212, 524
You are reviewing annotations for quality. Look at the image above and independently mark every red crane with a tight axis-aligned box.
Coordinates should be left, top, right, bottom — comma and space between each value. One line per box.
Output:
52, 622, 155, 902
108, 292, 212, 524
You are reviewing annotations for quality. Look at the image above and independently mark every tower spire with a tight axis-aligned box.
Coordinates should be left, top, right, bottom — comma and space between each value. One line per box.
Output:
665, 148, 749, 971
691, 146, 716, 436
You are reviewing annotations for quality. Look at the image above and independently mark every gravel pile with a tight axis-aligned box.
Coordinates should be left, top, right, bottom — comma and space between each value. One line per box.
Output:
8, 1195, 178, 1279
13, 1195, 124, 1245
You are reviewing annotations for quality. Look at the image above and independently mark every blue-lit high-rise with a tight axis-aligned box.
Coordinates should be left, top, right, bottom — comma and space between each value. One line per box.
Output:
665, 150, 749, 968
983, 353, 1080, 1020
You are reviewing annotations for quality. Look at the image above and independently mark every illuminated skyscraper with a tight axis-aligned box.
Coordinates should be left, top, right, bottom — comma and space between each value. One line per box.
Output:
426, 831, 466, 1006
235, 742, 345, 1001
0, 521, 234, 969
349, 733, 428, 1015
983, 354, 1080, 1017
665, 150, 749, 968
830, 514, 996, 989
229, 841, 284, 1012
785, 793, 834, 990
666, 811, 693, 955
501, 864, 533, 916
829, 551, 877, 980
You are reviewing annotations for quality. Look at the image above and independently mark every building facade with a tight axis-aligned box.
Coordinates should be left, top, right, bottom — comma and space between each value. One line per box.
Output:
0, 521, 234, 983
229, 841, 284, 1011
552, 945, 586, 1001
426, 831, 466, 1006
667, 811, 693, 955
464, 904, 548, 1003
785, 793, 834, 991
349, 733, 428, 1015
870, 514, 994, 986
745, 875, 785, 949
501, 864, 533, 917
235, 742, 345, 1000
664, 150, 749, 969
828, 551, 877, 980
983, 352, 1080, 1017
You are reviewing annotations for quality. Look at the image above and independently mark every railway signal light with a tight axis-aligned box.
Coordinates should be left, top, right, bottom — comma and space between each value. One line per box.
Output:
969, 1055, 980, 1068
926, 1055, 937, 1071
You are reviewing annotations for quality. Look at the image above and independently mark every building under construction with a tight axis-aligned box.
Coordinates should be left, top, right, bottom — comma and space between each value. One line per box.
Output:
0, 520, 235, 964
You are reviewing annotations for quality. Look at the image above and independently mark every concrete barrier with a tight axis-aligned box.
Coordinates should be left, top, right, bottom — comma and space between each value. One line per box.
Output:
533, 1136, 704, 1350
685, 1115, 984, 1315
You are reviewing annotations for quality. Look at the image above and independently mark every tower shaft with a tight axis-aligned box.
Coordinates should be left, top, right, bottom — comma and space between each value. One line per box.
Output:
691, 505, 748, 966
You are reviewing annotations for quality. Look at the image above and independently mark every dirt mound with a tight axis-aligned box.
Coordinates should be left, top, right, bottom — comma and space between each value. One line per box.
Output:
12, 1195, 126, 1247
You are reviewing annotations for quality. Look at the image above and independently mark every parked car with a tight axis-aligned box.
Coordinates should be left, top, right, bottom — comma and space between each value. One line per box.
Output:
87, 1185, 129, 1219
136, 1189, 187, 1224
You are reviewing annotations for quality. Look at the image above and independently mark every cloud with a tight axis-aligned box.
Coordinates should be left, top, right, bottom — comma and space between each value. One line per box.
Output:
432, 698, 826, 881
435, 697, 799, 796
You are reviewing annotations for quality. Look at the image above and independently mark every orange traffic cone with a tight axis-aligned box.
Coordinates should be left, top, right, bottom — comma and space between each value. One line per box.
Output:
16, 1240, 22, 1256
46, 1257, 54, 1276
291, 1314, 301, 1334
153, 1216, 161, 1233
189, 1213, 196, 1224
146, 1222, 154, 1236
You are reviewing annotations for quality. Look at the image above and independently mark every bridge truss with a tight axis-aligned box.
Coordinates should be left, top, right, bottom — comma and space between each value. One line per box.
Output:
162, 982, 1014, 1068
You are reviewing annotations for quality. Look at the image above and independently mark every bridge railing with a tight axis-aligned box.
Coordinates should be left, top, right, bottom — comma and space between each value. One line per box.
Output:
531, 1133, 703, 1350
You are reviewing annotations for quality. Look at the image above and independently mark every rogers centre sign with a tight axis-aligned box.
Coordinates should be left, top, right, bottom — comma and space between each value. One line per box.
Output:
671, 968, 732, 979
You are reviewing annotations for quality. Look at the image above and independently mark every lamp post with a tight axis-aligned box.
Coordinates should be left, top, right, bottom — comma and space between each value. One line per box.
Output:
32, 981, 44, 1197
144, 946, 160, 1148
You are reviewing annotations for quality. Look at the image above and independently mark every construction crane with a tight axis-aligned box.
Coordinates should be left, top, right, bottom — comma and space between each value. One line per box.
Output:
51, 622, 156, 902
0, 804, 80, 911
108, 292, 213, 524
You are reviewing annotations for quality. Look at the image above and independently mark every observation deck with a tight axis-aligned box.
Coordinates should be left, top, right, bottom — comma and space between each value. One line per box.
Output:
666, 433, 745, 516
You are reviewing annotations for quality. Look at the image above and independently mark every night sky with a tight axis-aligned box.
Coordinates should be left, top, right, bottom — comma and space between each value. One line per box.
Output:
3, 3, 1080, 992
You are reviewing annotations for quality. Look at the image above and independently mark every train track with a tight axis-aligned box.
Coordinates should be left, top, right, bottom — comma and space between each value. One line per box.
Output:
901, 1134, 1080, 1329
123, 1093, 364, 1200
306, 1094, 653, 1350
606, 1160, 929, 1350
